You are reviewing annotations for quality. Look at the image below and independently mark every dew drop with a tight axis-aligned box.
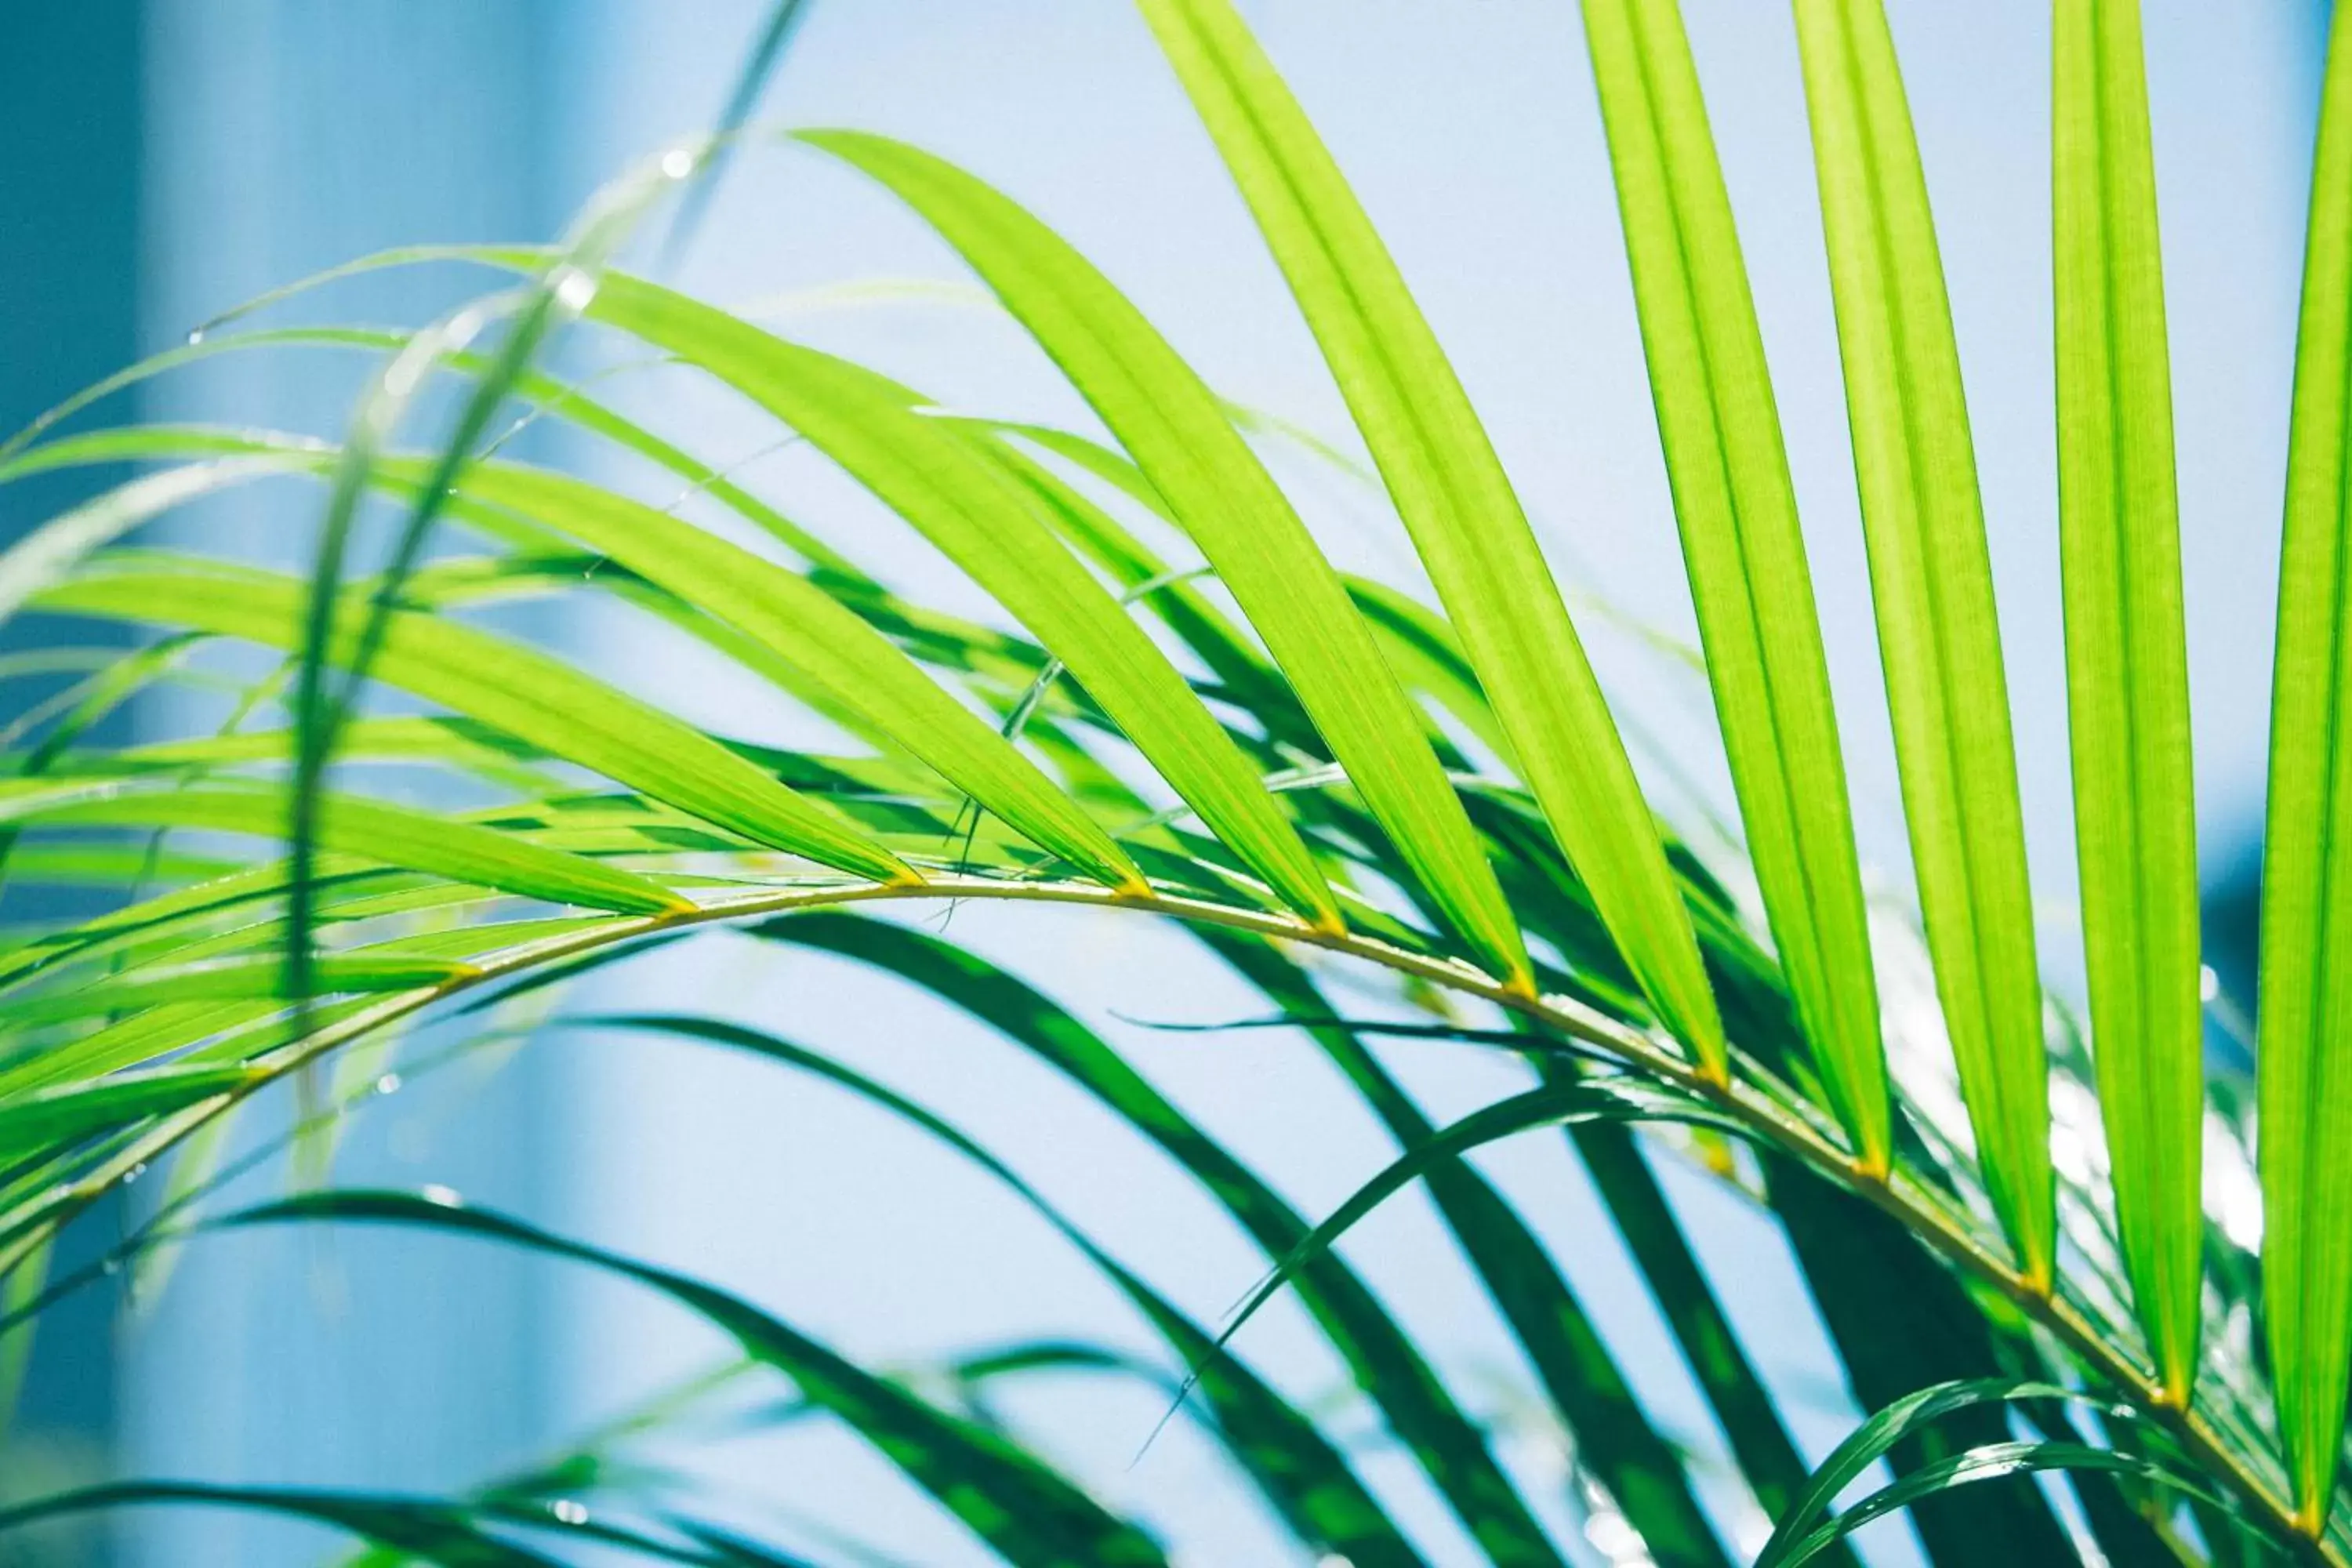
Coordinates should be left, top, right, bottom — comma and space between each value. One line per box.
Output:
123, 1163, 147, 1185
550, 1499, 588, 1526
419, 1183, 463, 1208
2199, 963, 2221, 1003
1583, 1512, 1642, 1560
375, 1073, 403, 1097
184, 328, 206, 347
660, 147, 696, 180
553, 267, 597, 314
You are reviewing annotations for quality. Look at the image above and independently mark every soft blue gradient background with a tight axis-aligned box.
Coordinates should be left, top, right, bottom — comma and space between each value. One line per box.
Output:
97, 3, 2327, 1564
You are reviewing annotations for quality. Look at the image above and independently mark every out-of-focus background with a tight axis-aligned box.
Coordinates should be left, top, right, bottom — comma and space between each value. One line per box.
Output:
0, 2, 2328, 1563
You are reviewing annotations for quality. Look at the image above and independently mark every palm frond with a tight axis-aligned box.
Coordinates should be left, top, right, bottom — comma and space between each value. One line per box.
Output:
1583, 0, 1887, 1170
1791, 0, 2053, 1290
0, 2, 2343, 1563
1138, 0, 1726, 1058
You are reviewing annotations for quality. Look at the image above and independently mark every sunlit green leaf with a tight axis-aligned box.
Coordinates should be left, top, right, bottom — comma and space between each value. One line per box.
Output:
430, 459, 1145, 892
1791, 0, 2052, 1285
805, 127, 1533, 989
0, 459, 293, 629
2258, 0, 2352, 1531
32, 551, 911, 885
1138, 0, 1726, 1068
1582, 0, 1886, 1167
0, 954, 466, 1025
557, 268, 1340, 929
2051, 0, 2204, 1406
0, 1065, 261, 1164
0, 782, 684, 919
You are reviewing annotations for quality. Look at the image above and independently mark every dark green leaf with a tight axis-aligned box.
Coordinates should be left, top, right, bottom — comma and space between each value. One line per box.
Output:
225, 1190, 1169, 1568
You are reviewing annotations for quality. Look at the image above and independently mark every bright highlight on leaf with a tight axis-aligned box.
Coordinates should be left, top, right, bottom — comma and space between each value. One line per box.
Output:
1791, 0, 2053, 1287
1581, 0, 1888, 1167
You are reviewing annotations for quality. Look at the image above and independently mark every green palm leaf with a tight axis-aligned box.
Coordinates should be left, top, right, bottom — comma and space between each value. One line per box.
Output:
0, 1066, 262, 1166
0, 3, 2339, 1556
1581, 0, 1887, 1167
32, 550, 912, 885
2051, 0, 2204, 1405
758, 911, 1571, 1566
225, 1190, 1173, 1568
1791, 0, 2052, 1287
421, 457, 1145, 893
0, 784, 681, 918
800, 127, 1534, 990
1137, 0, 1727, 1071
2258, 0, 2352, 1532
564, 270, 1342, 928
0, 956, 466, 1025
